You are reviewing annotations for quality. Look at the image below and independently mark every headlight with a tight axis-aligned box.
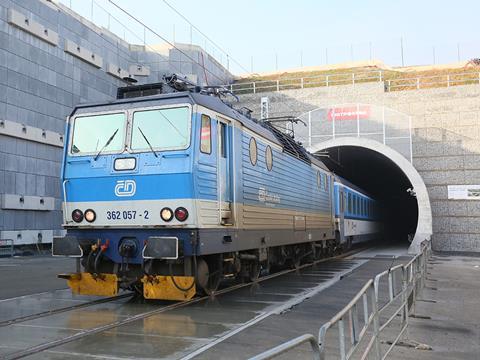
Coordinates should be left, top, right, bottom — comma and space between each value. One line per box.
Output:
84, 209, 96, 222
160, 207, 173, 222
114, 157, 136, 171
72, 209, 83, 223
175, 207, 188, 222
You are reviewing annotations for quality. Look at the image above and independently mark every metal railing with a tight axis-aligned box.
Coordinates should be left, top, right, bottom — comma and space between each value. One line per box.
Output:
0, 239, 14, 257
386, 72, 480, 91
249, 334, 321, 360
249, 241, 431, 360
228, 71, 480, 95
230, 71, 383, 95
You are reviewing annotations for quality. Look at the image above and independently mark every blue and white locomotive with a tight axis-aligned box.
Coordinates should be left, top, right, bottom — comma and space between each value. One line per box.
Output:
53, 77, 382, 300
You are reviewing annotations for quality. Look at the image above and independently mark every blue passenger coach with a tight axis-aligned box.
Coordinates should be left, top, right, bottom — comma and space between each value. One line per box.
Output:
333, 176, 382, 247
53, 80, 338, 300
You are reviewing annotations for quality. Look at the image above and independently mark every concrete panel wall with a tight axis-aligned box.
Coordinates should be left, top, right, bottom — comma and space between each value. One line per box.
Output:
0, 0, 232, 245
237, 82, 480, 253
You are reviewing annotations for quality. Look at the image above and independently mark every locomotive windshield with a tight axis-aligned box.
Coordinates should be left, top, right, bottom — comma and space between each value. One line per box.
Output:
71, 113, 125, 155
70, 106, 191, 156
131, 106, 190, 151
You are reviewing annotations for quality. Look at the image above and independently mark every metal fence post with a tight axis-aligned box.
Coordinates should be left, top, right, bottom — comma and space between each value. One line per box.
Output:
352, 73, 355, 85
411, 259, 417, 315
276, 80, 279, 92
326, 75, 329, 87
416, 78, 420, 89
338, 319, 346, 360
371, 287, 381, 359
447, 74, 450, 87
401, 267, 409, 338
253, 82, 256, 94
379, 70, 383, 82
301, 77, 304, 89
387, 80, 391, 91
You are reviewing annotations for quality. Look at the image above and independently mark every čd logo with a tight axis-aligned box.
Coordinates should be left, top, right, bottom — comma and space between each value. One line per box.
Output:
115, 180, 136, 197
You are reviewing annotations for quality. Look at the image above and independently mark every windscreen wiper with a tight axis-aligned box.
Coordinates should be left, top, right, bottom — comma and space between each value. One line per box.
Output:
94, 128, 119, 161
137, 126, 159, 158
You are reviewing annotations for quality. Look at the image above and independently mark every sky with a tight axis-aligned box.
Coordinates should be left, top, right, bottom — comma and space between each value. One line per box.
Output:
61, 0, 480, 75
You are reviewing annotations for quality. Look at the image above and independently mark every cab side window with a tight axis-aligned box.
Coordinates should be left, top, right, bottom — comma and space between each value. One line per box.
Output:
200, 115, 211, 154
219, 122, 226, 158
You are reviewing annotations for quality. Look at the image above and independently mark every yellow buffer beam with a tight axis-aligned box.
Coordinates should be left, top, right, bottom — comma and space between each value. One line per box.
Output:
59, 272, 118, 297
142, 275, 195, 301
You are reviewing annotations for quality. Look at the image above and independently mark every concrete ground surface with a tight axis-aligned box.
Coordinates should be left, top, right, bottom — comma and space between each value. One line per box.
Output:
0, 255, 73, 300
0, 243, 413, 359
190, 253, 412, 359
389, 254, 480, 360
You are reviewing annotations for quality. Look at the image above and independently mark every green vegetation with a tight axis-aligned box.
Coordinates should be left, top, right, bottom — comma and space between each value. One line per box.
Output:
231, 66, 480, 94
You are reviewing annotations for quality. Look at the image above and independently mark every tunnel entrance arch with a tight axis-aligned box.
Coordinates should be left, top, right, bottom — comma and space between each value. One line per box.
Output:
308, 138, 431, 254
293, 104, 431, 254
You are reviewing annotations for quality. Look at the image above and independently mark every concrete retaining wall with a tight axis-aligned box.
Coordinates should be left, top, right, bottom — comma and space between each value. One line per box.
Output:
0, 0, 231, 245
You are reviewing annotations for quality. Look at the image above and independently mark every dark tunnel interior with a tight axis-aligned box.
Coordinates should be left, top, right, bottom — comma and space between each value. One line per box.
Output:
317, 146, 418, 244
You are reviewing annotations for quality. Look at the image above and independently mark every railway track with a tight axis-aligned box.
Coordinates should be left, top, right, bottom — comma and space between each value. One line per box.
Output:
1, 246, 369, 360
0, 293, 133, 328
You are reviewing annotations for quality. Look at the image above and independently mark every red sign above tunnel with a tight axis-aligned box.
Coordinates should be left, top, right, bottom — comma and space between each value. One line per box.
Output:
327, 106, 371, 121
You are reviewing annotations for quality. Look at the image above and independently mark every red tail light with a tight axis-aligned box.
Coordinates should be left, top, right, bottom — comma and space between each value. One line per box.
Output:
72, 209, 83, 223
174, 207, 188, 222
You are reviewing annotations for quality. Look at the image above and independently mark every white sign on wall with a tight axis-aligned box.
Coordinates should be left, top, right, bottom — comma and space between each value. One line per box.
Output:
260, 97, 269, 120
447, 185, 480, 200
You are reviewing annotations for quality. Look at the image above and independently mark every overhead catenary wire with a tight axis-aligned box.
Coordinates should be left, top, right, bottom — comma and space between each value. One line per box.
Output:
105, 0, 230, 85
100, 1, 301, 123
161, 0, 252, 76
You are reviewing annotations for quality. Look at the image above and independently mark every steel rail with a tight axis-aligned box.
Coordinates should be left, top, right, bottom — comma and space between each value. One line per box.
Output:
0, 293, 133, 328
3, 245, 369, 360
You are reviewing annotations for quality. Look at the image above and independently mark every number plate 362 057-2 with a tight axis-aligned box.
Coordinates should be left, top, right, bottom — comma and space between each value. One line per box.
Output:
106, 210, 150, 220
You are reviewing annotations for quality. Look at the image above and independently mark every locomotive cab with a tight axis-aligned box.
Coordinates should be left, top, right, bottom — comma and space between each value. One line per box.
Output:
54, 92, 236, 300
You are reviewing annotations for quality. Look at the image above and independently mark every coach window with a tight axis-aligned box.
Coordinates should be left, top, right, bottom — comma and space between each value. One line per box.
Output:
265, 145, 273, 171
348, 193, 352, 213
200, 115, 211, 154
249, 137, 258, 166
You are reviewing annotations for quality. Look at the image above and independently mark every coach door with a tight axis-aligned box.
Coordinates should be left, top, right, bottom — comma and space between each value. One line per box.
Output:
217, 118, 234, 225
337, 187, 346, 243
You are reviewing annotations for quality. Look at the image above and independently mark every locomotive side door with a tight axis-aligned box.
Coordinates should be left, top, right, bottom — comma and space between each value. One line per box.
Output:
217, 117, 234, 225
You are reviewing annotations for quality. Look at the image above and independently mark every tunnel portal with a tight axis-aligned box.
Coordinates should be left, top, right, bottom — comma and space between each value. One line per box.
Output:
296, 104, 432, 253
308, 137, 432, 254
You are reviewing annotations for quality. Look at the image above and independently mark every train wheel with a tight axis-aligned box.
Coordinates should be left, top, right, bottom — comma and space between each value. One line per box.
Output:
196, 257, 222, 296
242, 260, 261, 282
346, 237, 353, 251
289, 246, 302, 270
